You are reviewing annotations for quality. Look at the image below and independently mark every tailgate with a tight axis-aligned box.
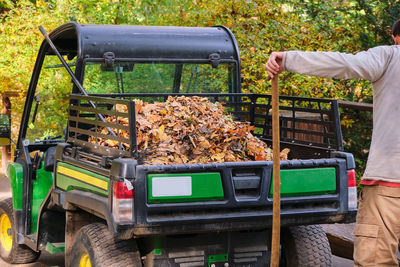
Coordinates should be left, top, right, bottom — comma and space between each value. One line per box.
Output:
130, 157, 353, 235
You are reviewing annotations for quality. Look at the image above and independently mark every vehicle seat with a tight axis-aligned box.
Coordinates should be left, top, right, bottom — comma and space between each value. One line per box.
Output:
44, 146, 57, 172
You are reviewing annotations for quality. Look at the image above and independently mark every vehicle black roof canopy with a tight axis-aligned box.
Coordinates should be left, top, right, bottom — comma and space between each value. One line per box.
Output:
46, 22, 240, 63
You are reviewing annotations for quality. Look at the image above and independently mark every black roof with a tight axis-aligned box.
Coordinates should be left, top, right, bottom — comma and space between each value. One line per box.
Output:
45, 22, 240, 63
19, 22, 242, 148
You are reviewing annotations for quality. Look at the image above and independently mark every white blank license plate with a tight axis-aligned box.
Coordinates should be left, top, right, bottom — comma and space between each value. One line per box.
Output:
152, 176, 192, 197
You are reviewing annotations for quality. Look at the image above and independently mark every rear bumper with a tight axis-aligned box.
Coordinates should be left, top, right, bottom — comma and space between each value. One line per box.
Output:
55, 189, 357, 239
116, 210, 357, 238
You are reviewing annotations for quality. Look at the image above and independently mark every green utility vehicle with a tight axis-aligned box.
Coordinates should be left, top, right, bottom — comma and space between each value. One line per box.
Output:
1, 23, 357, 266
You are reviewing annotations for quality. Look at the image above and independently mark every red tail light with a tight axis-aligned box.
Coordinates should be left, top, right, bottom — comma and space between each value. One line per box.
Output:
112, 181, 134, 223
113, 181, 134, 199
347, 169, 357, 210
348, 169, 356, 187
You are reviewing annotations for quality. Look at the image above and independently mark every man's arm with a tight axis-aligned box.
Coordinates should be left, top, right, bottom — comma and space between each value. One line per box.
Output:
266, 46, 394, 82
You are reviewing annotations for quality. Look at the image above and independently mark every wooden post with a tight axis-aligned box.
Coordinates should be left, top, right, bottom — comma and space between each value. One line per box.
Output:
270, 75, 281, 267
1, 96, 11, 174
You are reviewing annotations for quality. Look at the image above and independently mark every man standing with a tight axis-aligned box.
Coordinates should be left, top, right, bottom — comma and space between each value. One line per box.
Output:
265, 20, 400, 267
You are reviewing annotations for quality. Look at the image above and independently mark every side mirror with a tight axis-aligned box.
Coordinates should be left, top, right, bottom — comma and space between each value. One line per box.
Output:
0, 114, 10, 146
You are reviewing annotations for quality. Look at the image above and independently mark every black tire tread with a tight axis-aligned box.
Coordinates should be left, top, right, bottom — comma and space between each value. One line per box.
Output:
283, 224, 332, 267
0, 198, 40, 264
75, 223, 141, 267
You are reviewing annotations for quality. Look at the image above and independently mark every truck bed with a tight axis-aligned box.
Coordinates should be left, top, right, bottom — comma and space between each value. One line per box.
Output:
53, 92, 356, 237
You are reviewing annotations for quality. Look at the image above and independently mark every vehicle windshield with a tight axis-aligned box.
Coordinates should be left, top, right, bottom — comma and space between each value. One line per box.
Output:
82, 61, 236, 94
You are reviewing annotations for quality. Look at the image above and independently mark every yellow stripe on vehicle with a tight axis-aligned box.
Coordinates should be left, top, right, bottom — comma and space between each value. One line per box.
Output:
57, 166, 108, 190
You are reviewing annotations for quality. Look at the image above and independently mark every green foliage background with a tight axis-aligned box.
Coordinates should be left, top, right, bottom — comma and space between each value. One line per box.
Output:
1, 0, 399, 182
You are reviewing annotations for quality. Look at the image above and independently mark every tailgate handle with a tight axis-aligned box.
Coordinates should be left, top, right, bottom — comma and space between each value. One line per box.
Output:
233, 176, 261, 190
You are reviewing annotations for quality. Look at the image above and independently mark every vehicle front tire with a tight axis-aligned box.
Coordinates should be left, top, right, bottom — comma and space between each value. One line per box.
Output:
0, 198, 40, 264
280, 224, 332, 267
69, 222, 142, 267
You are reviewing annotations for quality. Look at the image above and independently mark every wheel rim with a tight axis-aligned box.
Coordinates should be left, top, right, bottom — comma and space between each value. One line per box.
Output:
79, 253, 92, 267
0, 214, 12, 252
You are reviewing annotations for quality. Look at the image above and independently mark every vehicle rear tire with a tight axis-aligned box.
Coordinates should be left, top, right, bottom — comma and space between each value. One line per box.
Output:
0, 198, 40, 264
280, 224, 332, 267
69, 222, 142, 267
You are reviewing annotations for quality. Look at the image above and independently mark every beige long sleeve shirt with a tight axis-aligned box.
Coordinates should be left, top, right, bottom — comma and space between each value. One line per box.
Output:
282, 46, 400, 183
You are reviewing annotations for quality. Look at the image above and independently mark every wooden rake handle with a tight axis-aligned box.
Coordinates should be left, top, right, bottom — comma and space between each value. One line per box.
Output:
270, 75, 281, 267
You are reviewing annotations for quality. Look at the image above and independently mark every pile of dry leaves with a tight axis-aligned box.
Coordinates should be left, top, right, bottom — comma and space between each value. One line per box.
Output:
92, 96, 289, 165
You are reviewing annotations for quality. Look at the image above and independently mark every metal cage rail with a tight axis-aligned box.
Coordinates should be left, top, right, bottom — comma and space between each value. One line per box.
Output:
67, 94, 138, 158
68, 93, 343, 160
